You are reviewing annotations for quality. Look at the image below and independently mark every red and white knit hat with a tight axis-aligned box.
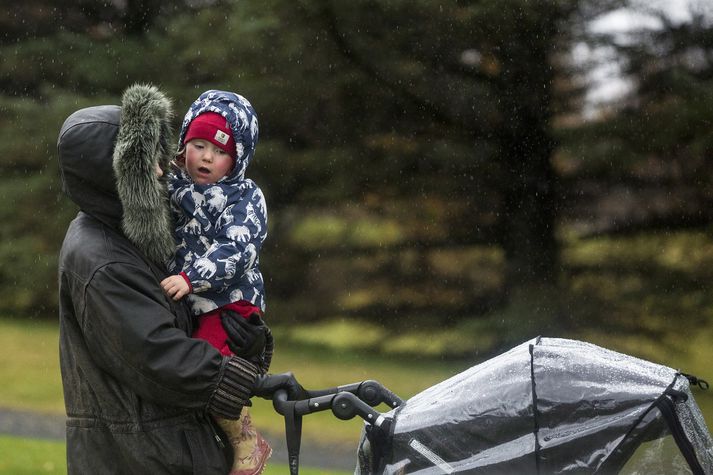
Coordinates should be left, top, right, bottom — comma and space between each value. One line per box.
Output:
183, 112, 237, 159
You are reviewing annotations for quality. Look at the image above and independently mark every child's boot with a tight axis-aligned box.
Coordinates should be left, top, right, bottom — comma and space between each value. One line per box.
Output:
218, 408, 272, 475
232, 430, 272, 475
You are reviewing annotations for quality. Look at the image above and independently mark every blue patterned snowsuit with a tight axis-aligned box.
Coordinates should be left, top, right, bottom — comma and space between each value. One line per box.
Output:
167, 90, 266, 315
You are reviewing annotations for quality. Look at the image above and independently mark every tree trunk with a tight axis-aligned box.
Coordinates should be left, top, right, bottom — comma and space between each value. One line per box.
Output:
497, 41, 559, 288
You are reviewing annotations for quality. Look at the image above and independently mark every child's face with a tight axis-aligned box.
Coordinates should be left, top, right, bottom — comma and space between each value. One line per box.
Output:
183, 139, 233, 185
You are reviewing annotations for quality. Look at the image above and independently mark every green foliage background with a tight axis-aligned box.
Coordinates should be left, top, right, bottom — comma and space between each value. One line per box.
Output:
0, 0, 712, 360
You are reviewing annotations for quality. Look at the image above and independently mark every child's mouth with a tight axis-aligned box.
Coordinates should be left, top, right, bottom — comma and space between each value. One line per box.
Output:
198, 167, 211, 174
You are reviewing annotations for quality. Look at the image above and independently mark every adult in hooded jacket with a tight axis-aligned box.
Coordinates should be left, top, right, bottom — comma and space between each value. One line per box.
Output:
56, 85, 301, 474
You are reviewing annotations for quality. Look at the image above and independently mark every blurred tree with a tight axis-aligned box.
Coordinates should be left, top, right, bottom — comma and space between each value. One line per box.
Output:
2, 0, 712, 329
123, 0, 163, 35
559, 2, 713, 235
222, 0, 614, 289
0, 0, 237, 43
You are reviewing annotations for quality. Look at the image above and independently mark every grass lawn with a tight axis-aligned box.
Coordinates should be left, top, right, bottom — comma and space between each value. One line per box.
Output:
0, 318, 64, 414
0, 316, 467, 451
0, 435, 350, 475
0, 436, 65, 475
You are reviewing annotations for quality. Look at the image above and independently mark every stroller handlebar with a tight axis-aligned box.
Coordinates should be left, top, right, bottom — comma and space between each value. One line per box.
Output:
272, 379, 403, 417
270, 379, 401, 475
272, 387, 289, 412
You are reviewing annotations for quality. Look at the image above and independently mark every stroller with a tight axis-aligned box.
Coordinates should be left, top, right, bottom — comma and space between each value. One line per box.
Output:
273, 337, 713, 474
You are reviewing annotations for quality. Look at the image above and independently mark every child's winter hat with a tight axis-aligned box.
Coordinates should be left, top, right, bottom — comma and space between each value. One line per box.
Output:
183, 112, 237, 159
177, 90, 259, 182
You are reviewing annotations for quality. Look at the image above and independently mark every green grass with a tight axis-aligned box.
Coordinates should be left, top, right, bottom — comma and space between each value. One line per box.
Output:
0, 436, 65, 475
0, 318, 63, 413
0, 316, 465, 449
0, 435, 350, 475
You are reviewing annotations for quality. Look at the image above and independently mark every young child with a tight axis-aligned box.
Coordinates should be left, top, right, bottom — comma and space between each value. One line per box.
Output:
160, 90, 271, 475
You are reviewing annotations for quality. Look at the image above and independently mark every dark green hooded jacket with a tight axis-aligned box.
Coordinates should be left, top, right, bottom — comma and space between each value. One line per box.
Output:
56, 85, 258, 474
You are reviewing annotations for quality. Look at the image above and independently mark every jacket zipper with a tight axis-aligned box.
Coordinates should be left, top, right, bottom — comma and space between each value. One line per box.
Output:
205, 413, 226, 449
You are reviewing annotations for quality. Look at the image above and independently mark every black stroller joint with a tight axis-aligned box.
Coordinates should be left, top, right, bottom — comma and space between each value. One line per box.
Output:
273, 380, 403, 474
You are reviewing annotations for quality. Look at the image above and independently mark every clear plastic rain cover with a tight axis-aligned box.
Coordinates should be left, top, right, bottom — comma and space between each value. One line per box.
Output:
356, 337, 713, 474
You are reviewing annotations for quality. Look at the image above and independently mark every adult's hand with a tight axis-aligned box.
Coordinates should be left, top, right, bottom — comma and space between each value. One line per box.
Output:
220, 311, 267, 358
252, 372, 307, 400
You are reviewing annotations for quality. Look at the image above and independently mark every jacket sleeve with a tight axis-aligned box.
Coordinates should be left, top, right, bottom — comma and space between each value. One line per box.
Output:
183, 183, 267, 293
81, 260, 256, 418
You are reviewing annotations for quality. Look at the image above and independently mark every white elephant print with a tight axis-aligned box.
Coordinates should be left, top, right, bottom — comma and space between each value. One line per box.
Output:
175, 239, 187, 253
206, 187, 227, 214
197, 236, 212, 253
173, 187, 192, 206
228, 102, 240, 119
190, 190, 206, 210
229, 288, 244, 303
183, 218, 201, 235
229, 103, 249, 132
250, 116, 258, 142
192, 209, 212, 233
245, 269, 261, 284
194, 257, 217, 279
245, 203, 263, 235
243, 243, 257, 270
191, 280, 211, 292
216, 256, 237, 280
216, 204, 235, 229
226, 225, 250, 243
236, 95, 253, 110
187, 295, 217, 315
254, 190, 267, 218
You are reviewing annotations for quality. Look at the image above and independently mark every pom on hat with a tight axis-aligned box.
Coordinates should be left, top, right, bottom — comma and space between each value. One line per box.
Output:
183, 112, 236, 158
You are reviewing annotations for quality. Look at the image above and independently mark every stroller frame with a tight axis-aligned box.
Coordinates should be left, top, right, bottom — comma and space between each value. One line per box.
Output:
273, 380, 402, 475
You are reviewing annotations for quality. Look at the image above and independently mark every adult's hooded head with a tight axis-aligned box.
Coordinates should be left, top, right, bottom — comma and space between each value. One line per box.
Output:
57, 84, 176, 264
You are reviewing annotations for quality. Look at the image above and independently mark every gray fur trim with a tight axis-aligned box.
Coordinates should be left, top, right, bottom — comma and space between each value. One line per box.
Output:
113, 84, 175, 265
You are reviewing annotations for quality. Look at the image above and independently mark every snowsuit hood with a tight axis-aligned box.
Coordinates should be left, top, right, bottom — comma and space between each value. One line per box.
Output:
57, 84, 176, 264
177, 89, 259, 183
169, 90, 267, 315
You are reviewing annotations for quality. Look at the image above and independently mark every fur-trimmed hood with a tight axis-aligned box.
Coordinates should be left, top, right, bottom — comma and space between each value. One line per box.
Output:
57, 84, 176, 264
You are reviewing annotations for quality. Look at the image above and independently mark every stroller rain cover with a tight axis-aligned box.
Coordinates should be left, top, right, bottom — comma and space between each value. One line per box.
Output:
356, 337, 713, 474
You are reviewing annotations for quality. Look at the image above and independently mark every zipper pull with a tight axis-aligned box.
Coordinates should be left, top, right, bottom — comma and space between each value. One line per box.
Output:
206, 414, 226, 449
214, 431, 225, 449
